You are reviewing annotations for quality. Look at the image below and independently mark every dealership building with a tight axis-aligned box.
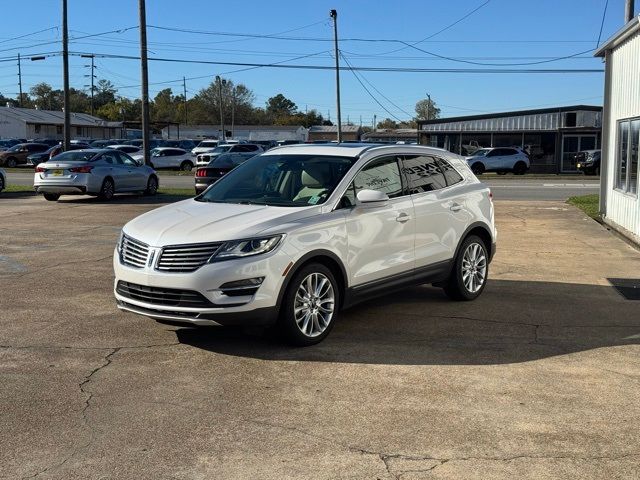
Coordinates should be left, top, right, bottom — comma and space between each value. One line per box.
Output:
417, 105, 602, 173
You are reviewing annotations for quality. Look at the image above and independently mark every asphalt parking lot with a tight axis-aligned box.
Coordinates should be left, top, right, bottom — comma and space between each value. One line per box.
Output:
1, 195, 639, 479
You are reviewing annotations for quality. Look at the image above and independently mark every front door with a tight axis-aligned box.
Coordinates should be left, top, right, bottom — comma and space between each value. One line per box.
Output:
562, 135, 597, 172
344, 155, 415, 286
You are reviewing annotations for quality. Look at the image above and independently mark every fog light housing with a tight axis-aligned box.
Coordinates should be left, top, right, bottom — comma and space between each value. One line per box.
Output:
219, 277, 264, 297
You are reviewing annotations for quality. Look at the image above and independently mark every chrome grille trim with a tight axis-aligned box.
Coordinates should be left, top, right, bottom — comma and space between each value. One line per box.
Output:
157, 242, 222, 272
121, 235, 150, 269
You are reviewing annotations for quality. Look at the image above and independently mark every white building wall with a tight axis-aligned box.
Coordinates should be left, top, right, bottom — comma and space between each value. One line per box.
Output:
605, 30, 640, 237
0, 113, 27, 138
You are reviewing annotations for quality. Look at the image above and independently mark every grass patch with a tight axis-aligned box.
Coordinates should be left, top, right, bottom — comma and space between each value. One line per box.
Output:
3, 184, 35, 193
157, 187, 195, 198
567, 194, 600, 220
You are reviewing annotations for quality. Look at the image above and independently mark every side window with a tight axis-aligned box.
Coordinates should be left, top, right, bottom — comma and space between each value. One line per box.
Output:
402, 155, 447, 193
353, 156, 404, 199
504, 148, 518, 156
119, 152, 136, 166
437, 158, 464, 186
245, 145, 258, 152
487, 149, 500, 157
103, 151, 121, 165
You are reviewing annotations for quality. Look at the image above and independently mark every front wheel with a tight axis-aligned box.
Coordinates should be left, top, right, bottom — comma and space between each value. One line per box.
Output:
443, 235, 488, 301
278, 263, 339, 346
180, 161, 193, 172
144, 176, 158, 196
43, 193, 60, 201
6, 157, 17, 168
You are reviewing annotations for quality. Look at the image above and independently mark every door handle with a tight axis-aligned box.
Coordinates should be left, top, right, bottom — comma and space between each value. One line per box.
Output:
450, 202, 463, 212
396, 213, 411, 223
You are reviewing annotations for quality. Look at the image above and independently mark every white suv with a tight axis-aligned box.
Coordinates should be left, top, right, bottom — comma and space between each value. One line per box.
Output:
466, 147, 530, 175
113, 144, 496, 345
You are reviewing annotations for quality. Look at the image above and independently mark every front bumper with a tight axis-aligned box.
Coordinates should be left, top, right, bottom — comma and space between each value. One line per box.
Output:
113, 247, 292, 327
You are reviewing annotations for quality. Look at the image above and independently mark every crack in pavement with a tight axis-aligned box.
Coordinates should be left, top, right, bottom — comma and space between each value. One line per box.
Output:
9, 255, 113, 279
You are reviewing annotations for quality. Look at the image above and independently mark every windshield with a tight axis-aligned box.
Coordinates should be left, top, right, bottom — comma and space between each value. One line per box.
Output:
198, 141, 217, 148
50, 151, 97, 162
212, 145, 233, 154
8, 144, 24, 152
471, 149, 490, 157
210, 153, 252, 167
197, 154, 355, 207
150, 148, 162, 157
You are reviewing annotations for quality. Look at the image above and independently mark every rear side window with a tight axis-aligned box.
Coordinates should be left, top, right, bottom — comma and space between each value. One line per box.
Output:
353, 156, 404, 199
437, 158, 464, 186
402, 155, 447, 193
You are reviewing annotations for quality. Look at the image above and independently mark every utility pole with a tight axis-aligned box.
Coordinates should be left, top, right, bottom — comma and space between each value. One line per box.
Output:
216, 76, 225, 141
139, 0, 151, 164
626, 0, 635, 21
182, 76, 188, 126
62, 0, 70, 150
17, 53, 23, 107
426, 93, 431, 121
231, 86, 236, 139
373, 114, 377, 130
82, 54, 96, 116
359, 115, 362, 127
330, 9, 342, 143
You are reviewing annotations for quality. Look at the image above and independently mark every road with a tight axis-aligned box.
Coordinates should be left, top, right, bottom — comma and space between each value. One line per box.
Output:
5, 169, 599, 200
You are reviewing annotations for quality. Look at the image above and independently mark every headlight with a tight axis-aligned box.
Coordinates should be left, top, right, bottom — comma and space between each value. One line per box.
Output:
209, 235, 283, 262
116, 230, 124, 253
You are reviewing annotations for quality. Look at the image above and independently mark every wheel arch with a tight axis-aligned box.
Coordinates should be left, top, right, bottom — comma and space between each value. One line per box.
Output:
454, 222, 494, 262
276, 249, 348, 313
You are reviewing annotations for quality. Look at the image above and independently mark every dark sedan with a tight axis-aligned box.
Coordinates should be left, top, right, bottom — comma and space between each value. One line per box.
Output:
26, 143, 90, 167
194, 152, 257, 194
575, 150, 601, 176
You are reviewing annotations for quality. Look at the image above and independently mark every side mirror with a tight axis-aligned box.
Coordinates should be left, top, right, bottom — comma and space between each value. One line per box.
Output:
356, 189, 389, 205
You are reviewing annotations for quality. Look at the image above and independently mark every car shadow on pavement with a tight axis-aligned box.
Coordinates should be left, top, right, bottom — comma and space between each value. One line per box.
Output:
55, 193, 191, 205
175, 279, 640, 366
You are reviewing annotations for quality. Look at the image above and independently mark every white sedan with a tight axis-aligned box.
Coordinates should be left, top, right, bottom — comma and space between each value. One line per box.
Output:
132, 147, 195, 171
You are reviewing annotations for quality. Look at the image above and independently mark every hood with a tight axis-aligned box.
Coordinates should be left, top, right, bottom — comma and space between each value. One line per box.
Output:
122, 199, 319, 247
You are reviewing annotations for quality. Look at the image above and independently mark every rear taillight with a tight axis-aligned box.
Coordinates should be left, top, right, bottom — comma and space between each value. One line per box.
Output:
196, 169, 206, 177
35, 166, 45, 173
69, 166, 93, 173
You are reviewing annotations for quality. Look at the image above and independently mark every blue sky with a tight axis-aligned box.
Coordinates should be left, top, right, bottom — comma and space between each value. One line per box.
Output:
1, 0, 637, 124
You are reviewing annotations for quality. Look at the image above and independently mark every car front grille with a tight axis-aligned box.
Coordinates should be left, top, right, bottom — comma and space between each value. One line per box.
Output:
116, 281, 212, 308
157, 242, 222, 272
120, 235, 150, 269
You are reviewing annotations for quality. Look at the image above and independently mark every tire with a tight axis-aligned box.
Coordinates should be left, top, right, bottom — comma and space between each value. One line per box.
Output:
180, 161, 193, 172
144, 176, 158, 196
278, 263, 340, 346
470, 162, 485, 175
98, 177, 115, 201
6, 157, 17, 168
43, 193, 60, 201
513, 161, 527, 175
443, 235, 489, 301
0, 174, 4, 193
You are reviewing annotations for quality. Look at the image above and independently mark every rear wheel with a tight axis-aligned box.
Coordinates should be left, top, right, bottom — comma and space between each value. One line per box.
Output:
180, 161, 193, 172
278, 263, 339, 346
443, 235, 488, 301
470, 162, 485, 175
43, 193, 60, 202
513, 161, 527, 175
98, 178, 115, 201
144, 176, 158, 195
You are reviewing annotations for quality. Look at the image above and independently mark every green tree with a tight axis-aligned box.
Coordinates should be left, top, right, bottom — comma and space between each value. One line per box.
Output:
30, 83, 62, 110
266, 94, 297, 118
415, 98, 440, 121
93, 79, 117, 109
189, 77, 256, 126
376, 118, 398, 129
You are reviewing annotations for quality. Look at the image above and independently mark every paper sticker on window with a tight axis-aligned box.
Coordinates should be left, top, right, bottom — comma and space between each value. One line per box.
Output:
308, 195, 321, 205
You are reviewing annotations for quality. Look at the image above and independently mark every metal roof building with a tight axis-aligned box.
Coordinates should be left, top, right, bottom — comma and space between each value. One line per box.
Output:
308, 125, 361, 142
0, 106, 122, 140
595, 14, 640, 244
417, 105, 602, 173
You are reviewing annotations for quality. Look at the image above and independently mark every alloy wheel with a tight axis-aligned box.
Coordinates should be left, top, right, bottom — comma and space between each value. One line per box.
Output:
461, 242, 487, 293
294, 272, 335, 338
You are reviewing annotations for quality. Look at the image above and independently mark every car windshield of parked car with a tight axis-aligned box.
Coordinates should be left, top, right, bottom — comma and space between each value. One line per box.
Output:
471, 149, 490, 157
7, 144, 24, 152
209, 154, 251, 168
150, 148, 163, 157
196, 154, 355, 207
50, 151, 98, 162
198, 141, 217, 148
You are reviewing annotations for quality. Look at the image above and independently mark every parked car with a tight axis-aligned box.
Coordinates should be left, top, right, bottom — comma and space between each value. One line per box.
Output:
192, 139, 219, 156
0, 168, 5, 193
252, 140, 277, 150
34, 149, 158, 202
107, 144, 142, 154
196, 143, 263, 167
575, 150, 601, 175
131, 147, 194, 171
123, 139, 165, 149
194, 151, 258, 194
161, 139, 197, 151
26, 143, 90, 167
114, 144, 496, 346
276, 140, 302, 146
0, 143, 50, 167
466, 147, 530, 175
0, 139, 21, 151
89, 139, 120, 148
30, 138, 60, 147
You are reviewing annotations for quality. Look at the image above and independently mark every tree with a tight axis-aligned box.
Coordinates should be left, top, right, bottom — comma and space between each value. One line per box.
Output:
96, 97, 141, 122
415, 98, 440, 121
189, 77, 256, 126
266, 94, 297, 118
376, 118, 398, 129
93, 79, 117, 109
30, 83, 62, 110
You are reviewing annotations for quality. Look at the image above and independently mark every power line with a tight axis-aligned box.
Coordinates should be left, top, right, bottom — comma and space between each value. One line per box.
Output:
596, 0, 610, 47
0, 27, 59, 45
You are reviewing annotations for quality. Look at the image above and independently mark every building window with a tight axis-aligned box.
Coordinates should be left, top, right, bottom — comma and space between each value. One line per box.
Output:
34, 125, 41, 134
615, 118, 639, 195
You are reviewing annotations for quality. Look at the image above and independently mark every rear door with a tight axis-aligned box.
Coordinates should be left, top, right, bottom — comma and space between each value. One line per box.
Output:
402, 154, 462, 267
102, 150, 131, 190
117, 152, 147, 190
344, 155, 415, 286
